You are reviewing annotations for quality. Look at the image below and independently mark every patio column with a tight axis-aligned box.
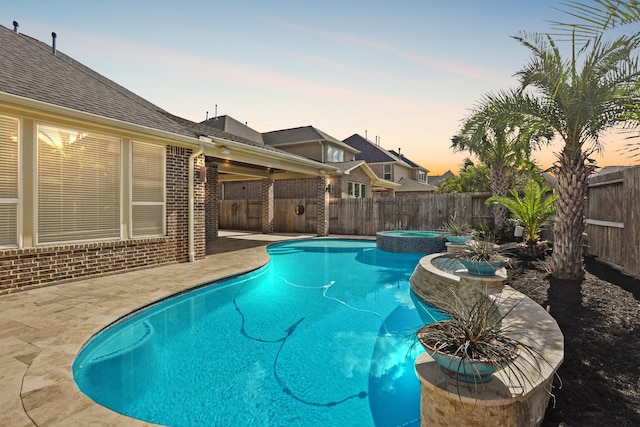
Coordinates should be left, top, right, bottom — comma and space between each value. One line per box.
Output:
205, 163, 219, 240
317, 176, 329, 236
261, 177, 274, 233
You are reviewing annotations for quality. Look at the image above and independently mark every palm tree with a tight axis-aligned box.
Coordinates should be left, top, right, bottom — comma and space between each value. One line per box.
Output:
554, 1, 640, 161
487, 179, 557, 256
476, 14, 640, 279
451, 109, 553, 239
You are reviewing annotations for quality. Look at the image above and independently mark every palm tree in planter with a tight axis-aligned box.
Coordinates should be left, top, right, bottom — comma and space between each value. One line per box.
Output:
487, 179, 557, 258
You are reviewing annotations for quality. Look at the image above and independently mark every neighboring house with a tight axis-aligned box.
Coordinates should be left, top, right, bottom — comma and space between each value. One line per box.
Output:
222, 125, 398, 199
0, 24, 333, 291
201, 115, 264, 144
343, 134, 435, 195
427, 170, 455, 187
591, 165, 630, 177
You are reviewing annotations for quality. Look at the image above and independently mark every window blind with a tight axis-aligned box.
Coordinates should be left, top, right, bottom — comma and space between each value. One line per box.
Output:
131, 142, 165, 236
0, 115, 19, 247
37, 124, 121, 243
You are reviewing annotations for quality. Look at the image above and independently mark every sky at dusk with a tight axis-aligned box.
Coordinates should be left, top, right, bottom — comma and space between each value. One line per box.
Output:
3, 0, 638, 175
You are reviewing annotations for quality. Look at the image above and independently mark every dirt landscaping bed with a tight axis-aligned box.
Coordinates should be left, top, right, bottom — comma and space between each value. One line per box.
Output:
506, 255, 640, 426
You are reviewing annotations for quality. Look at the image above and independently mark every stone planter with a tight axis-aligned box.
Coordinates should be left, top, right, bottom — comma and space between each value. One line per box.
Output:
417, 323, 517, 383
458, 258, 504, 276
445, 235, 473, 245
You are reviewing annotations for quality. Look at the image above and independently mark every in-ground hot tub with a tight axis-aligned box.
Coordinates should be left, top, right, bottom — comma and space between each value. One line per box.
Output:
376, 230, 446, 254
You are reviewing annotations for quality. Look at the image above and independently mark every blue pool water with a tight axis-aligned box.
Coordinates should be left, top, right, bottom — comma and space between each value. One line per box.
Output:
73, 239, 446, 426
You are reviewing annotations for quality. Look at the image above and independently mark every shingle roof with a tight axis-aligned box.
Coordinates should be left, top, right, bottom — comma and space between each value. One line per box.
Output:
388, 149, 427, 172
396, 177, 437, 192
263, 126, 357, 152
0, 24, 311, 162
342, 134, 397, 163
201, 115, 264, 144
0, 25, 198, 137
428, 170, 455, 186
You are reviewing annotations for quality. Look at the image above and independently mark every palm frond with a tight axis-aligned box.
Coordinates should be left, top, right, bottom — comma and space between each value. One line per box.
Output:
550, 0, 640, 44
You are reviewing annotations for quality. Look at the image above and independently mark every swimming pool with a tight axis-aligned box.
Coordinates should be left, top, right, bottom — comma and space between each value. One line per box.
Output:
73, 239, 446, 426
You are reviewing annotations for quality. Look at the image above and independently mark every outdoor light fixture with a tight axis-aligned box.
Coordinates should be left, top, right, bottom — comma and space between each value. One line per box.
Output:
325, 184, 331, 193
219, 146, 231, 155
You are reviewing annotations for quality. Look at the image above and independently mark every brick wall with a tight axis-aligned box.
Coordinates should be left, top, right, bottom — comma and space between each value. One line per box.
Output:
0, 145, 203, 294
275, 178, 318, 199
205, 163, 219, 240
316, 176, 329, 236
222, 181, 261, 200
261, 178, 274, 233
221, 178, 321, 200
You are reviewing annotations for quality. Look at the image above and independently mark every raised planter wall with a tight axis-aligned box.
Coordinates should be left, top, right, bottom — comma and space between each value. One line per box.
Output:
410, 253, 564, 427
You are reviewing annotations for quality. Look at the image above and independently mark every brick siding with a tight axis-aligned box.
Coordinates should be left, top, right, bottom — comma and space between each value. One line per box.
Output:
205, 163, 219, 240
0, 145, 205, 294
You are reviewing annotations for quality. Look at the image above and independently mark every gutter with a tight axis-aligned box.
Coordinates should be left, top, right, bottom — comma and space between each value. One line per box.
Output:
188, 144, 205, 262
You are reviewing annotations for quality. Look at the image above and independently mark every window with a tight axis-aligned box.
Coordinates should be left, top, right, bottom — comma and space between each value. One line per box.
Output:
131, 142, 165, 236
348, 181, 366, 198
37, 124, 121, 243
383, 164, 392, 180
327, 145, 344, 162
418, 170, 427, 182
0, 115, 19, 247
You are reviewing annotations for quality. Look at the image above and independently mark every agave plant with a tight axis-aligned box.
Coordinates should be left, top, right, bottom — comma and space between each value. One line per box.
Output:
416, 289, 549, 386
487, 179, 556, 255
440, 213, 475, 244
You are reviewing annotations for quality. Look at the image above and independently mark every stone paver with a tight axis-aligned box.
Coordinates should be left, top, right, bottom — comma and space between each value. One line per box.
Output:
0, 231, 314, 426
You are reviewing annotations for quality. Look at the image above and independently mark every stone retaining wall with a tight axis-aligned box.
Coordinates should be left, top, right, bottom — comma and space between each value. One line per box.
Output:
410, 253, 564, 427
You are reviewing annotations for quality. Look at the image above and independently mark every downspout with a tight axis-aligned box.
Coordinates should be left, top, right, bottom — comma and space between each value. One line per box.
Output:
188, 145, 205, 262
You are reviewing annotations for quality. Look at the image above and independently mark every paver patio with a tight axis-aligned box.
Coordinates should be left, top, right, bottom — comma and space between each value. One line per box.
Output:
0, 231, 318, 426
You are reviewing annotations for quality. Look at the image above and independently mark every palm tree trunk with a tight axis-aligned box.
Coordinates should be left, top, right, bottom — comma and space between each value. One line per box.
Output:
490, 165, 509, 239
550, 148, 592, 280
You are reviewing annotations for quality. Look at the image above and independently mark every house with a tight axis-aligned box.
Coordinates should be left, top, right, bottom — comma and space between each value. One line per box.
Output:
221, 125, 398, 200
427, 170, 455, 187
342, 134, 435, 195
0, 24, 334, 292
201, 115, 264, 144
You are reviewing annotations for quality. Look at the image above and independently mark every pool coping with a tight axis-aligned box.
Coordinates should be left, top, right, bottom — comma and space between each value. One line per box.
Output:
1, 232, 329, 426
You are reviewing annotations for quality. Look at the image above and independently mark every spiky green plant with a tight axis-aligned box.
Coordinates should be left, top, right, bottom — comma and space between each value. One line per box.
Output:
487, 180, 557, 246
458, 237, 504, 262
440, 213, 474, 237
415, 289, 553, 389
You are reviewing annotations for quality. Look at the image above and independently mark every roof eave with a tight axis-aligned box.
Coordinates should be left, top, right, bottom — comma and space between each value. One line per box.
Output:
1, 91, 337, 177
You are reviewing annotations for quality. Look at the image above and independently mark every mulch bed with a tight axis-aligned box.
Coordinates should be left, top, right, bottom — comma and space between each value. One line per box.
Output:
506, 255, 640, 426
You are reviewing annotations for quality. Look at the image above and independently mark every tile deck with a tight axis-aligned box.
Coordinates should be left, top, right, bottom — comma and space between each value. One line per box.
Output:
0, 231, 319, 426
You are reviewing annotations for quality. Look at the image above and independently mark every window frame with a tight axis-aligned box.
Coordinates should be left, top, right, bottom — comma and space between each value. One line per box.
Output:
130, 141, 166, 238
348, 181, 366, 198
327, 145, 344, 162
0, 114, 20, 248
383, 164, 392, 180
35, 122, 122, 245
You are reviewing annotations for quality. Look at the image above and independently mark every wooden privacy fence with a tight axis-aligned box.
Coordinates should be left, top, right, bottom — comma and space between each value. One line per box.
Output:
586, 166, 640, 277
219, 193, 493, 235
219, 170, 640, 277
